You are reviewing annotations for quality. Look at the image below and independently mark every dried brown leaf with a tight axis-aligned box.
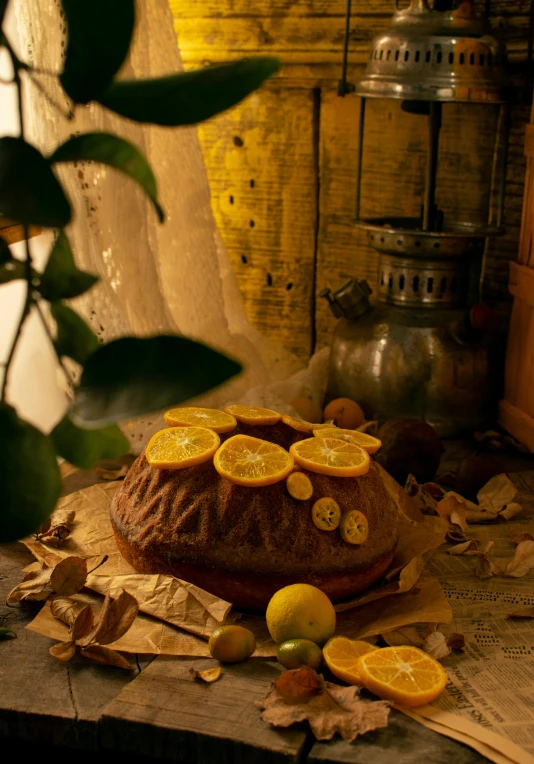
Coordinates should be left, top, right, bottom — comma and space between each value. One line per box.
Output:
446, 528, 469, 543
499, 502, 523, 521
94, 464, 129, 480
505, 540, 534, 578
259, 668, 390, 743
78, 590, 138, 647
447, 633, 466, 650
382, 627, 424, 647
423, 631, 451, 660
50, 556, 87, 596
511, 532, 534, 545
507, 607, 534, 618
465, 511, 498, 524
49, 641, 76, 662
37, 524, 71, 547
6, 564, 52, 604
80, 644, 133, 670
477, 474, 517, 513
404, 475, 444, 514
274, 666, 323, 703
190, 667, 222, 683
51, 597, 82, 627
50, 509, 76, 527
436, 495, 468, 531
476, 554, 500, 579
72, 605, 94, 641
448, 540, 478, 555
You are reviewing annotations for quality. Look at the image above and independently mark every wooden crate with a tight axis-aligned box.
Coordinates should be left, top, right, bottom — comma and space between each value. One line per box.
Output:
499, 101, 534, 451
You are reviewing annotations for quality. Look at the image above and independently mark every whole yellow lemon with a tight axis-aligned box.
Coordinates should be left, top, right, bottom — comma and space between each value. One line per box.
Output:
266, 583, 336, 646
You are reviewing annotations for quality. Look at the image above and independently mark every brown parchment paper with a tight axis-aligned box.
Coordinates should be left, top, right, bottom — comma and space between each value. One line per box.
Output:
25, 478, 451, 656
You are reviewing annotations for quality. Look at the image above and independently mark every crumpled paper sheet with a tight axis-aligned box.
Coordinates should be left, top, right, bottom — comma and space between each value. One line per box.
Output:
25, 477, 451, 656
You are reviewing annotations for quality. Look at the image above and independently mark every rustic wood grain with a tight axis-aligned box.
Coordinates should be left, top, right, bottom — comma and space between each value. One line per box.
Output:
100, 656, 308, 763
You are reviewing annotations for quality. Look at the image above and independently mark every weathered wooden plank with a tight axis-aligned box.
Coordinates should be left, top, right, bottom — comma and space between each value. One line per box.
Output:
197, 87, 318, 360
100, 656, 308, 763
308, 707, 487, 764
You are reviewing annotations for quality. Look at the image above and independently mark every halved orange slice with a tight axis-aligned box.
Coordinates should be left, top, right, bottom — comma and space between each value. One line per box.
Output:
323, 637, 380, 685
164, 407, 236, 433
289, 437, 370, 477
340, 510, 369, 544
224, 404, 281, 426
213, 435, 294, 487
313, 427, 382, 455
146, 427, 220, 469
282, 414, 332, 433
357, 645, 448, 708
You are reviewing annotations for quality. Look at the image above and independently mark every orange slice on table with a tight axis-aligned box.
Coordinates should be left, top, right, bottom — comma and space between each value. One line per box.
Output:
213, 434, 294, 487
313, 427, 382, 455
323, 637, 380, 685
146, 427, 220, 469
282, 414, 334, 433
357, 645, 448, 708
289, 437, 370, 477
224, 404, 281, 426
164, 407, 236, 433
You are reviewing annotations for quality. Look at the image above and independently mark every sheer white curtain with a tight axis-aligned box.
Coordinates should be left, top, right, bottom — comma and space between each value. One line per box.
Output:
9, 0, 307, 448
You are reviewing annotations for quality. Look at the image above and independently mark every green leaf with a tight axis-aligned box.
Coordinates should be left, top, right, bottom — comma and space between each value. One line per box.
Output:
40, 232, 98, 301
0, 138, 71, 227
71, 335, 242, 427
0, 237, 11, 264
51, 302, 99, 365
97, 57, 280, 126
51, 414, 129, 470
0, 258, 25, 284
49, 134, 164, 223
0, 628, 16, 641
0, 403, 62, 543
0, 2, 9, 27
60, 0, 135, 104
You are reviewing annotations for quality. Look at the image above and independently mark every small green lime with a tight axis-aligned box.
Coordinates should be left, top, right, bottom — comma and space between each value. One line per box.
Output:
277, 639, 323, 670
208, 625, 256, 663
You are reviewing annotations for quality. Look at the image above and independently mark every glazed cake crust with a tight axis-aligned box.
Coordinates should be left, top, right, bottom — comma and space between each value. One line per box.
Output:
111, 422, 399, 609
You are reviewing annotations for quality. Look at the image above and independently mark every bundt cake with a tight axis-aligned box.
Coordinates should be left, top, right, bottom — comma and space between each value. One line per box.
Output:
110, 414, 399, 610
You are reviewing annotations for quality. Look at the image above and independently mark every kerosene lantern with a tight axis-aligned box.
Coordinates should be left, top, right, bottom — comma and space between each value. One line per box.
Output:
322, 0, 509, 437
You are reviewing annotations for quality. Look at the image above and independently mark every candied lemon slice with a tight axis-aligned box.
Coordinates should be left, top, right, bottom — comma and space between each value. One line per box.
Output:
357, 646, 448, 708
224, 404, 281, 426
313, 427, 382, 454
286, 472, 314, 501
213, 434, 294, 487
282, 414, 333, 433
164, 407, 236, 433
323, 637, 380, 685
311, 497, 341, 531
339, 509, 369, 544
146, 427, 220, 469
289, 437, 370, 477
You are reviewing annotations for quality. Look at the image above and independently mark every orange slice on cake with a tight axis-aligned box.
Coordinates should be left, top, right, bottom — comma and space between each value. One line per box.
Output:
213, 435, 294, 487
164, 407, 236, 433
313, 427, 382, 454
224, 404, 281, 426
357, 645, 448, 708
289, 437, 370, 477
323, 637, 380, 685
282, 414, 333, 433
146, 427, 220, 469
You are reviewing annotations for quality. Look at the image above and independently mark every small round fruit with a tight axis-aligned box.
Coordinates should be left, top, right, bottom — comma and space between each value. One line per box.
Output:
277, 639, 323, 671
339, 510, 369, 545
266, 583, 336, 646
208, 625, 256, 663
375, 419, 444, 484
311, 497, 341, 531
286, 472, 314, 501
290, 397, 323, 424
323, 398, 364, 430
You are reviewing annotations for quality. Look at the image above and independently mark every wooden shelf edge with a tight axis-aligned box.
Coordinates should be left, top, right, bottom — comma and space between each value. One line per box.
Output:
499, 399, 534, 454
0, 222, 42, 245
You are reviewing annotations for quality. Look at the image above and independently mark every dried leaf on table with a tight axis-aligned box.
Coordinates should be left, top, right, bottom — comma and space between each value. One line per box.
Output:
405, 475, 444, 514
511, 532, 534, 545
447, 633, 466, 650
49, 640, 76, 662
474, 429, 529, 453
50, 556, 88, 596
51, 509, 76, 527
190, 666, 222, 683
80, 644, 133, 670
477, 474, 518, 514
382, 626, 424, 647
37, 524, 71, 547
77, 590, 138, 647
6, 563, 53, 604
258, 667, 390, 743
446, 527, 469, 543
504, 540, 534, 578
482, 541, 494, 555
499, 502, 523, 521
476, 554, 500, 579
423, 631, 451, 660
448, 540, 478, 555
436, 494, 468, 531
274, 665, 323, 703
51, 598, 93, 640
507, 607, 534, 618
0, 627, 16, 640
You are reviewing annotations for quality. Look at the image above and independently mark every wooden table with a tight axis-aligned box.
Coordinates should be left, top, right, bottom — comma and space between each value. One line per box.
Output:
3, 451, 531, 764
